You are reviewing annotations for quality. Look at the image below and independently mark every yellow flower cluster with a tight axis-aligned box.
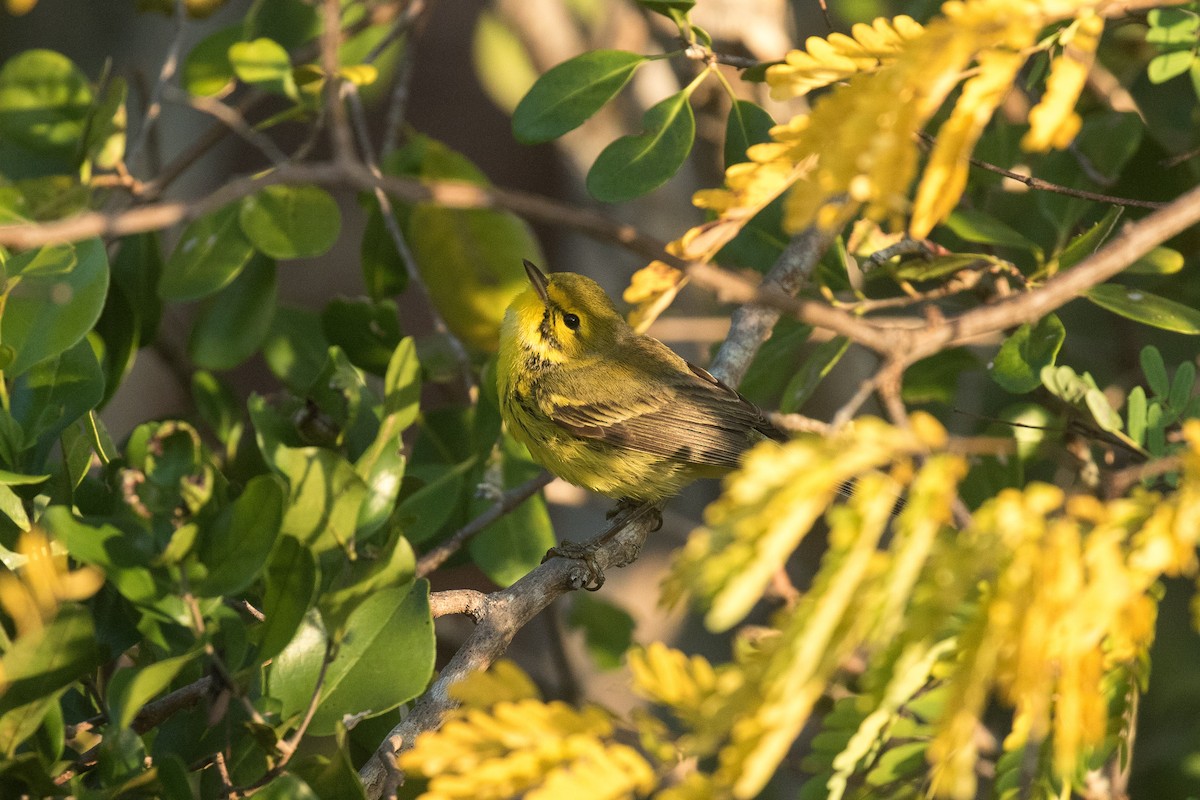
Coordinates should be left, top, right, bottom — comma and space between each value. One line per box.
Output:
400, 663, 656, 800
672, 0, 1106, 259
0, 528, 103, 638
767, 16, 925, 99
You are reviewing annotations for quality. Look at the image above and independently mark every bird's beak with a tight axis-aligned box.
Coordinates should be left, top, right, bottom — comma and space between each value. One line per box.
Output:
523, 259, 551, 306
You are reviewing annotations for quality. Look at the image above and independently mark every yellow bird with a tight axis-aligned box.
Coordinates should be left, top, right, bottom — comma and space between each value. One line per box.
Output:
497, 260, 785, 503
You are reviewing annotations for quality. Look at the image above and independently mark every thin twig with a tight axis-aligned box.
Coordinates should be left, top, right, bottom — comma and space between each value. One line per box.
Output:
343, 84, 477, 393
416, 472, 554, 577
162, 86, 289, 166
1105, 453, 1184, 498
128, 0, 188, 173
916, 131, 1167, 210
322, 0, 356, 165
234, 640, 335, 795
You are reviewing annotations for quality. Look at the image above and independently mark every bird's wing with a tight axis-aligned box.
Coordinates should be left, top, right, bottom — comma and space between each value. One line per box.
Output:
547, 361, 781, 468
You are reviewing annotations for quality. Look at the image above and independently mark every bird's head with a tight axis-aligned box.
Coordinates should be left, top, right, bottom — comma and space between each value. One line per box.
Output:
502, 260, 626, 362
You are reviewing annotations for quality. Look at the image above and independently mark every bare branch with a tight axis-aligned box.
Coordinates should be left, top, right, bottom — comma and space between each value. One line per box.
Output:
416, 472, 554, 577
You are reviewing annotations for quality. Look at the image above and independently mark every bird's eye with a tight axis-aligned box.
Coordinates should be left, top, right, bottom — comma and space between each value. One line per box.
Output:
563, 313, 581, 330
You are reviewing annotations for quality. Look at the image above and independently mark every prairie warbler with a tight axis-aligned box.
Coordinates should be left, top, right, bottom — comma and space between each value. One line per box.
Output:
498, 260, 785, 503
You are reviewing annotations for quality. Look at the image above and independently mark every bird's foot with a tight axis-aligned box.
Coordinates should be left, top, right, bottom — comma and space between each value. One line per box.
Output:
542, 539, 606, 591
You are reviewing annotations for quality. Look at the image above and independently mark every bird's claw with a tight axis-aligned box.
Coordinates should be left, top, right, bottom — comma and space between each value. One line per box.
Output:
542, 540, 606, 591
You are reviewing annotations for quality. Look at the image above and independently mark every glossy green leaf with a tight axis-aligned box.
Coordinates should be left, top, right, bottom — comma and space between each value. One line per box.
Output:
183, 25, 241, 96
724, 99, 774, 167
83, 74, 126, 170
1086, 284, 1200, 334
320, 297, 401, 376
42, 508, 158, 607
106, 651, 197, 730
587, 89, 695, 203
512, 50, 646, 144
98, 232, 163, 403
275, 446, 368, 555
638, 0, 696, 15
256, 535, 319, 662
321, 534, 415, 632
195, 474, 285, 596
0, 49, 92, 178
469, 435, 555, 587
393, 460, 472, 545
569, 595, 635, 669
189, 254, 278, 370
239, 184, 341, 260
0, 483, 33, 531
990, 314, 1065, 393
4, 243, 76, 277
228, 37, 295, 96
8, 339, 105, 469
308, 580, 433, 735
780, 336, 851, 413
0, 605, 103, 717
943, 208, 1042, 257
1, 237, 109, 377
160, 204, 257, 301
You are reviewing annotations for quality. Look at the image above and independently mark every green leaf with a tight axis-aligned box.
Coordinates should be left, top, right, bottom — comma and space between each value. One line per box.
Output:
1141, 345, 1170, 397
1, 237, 109, 377
228, 37, 295, 96
512, 50, 646, 144
1127, 385, 1148, 446
468, 436, 555, 587
1054, 206, 1121, 273
4, 243, 76, 277
587, 89, 695, 203
1148, 50, 1196, 84
188, 254, 277, 370
943, 208, 1043, 257
42, 508, 158, 606
0, 49, 92, 178
394, 461, 471, 546
195, 474, 285, 596
256, 536, 319, 662
98, 232, 164, 403
1086, 387, 1124, 434
0, 484, 30, 531
239, 184, 342, 260
1126, 246, 1185, 275
309, 581, 433, 735
275, 447, 368, 555
1086, 284, 1200, 334
388, 135, 542, 352
724, 99, 774, 167
8, 339, 105, 469
160, 204, 257, 301
902, 348, 978, 405
1170, 359, 1196, 413
355, 339, 421, 531
568, 594, 635, 669
192, 370, 240, 444
106, 651, 197, 730
0, 605, 103, 717
321, 535, 416, 632
780, 336, 851, 413
183, 25, 242, 96
990, 314, 1066, 393
321, 297, 401, 376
